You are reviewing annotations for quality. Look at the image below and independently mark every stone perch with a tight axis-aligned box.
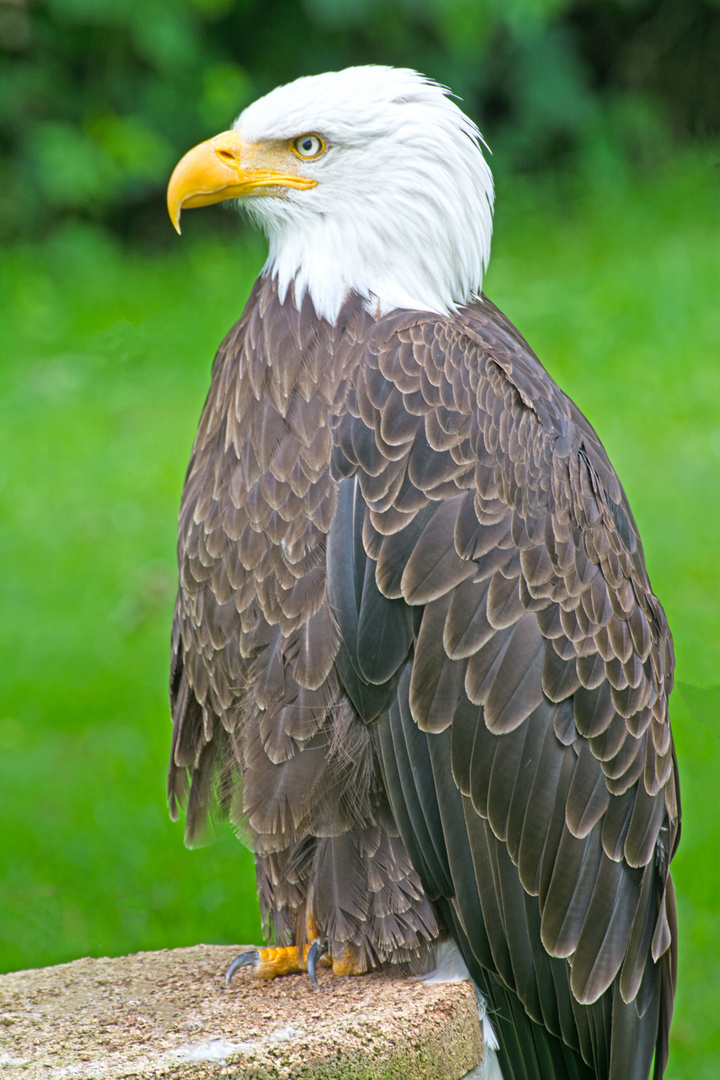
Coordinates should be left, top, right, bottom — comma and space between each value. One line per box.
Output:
0, 945, 484, 1079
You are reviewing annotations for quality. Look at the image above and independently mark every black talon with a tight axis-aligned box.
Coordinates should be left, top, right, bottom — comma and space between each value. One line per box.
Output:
307, 939, 328, 989
225, 948, 260, 985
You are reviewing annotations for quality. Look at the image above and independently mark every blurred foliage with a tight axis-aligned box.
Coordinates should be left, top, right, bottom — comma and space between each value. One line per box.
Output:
1, 0, 719, 242
1, 153, 719, 1077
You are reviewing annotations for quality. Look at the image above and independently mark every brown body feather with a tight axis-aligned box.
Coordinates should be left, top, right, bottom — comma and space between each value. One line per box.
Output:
169, 275, 678, 1080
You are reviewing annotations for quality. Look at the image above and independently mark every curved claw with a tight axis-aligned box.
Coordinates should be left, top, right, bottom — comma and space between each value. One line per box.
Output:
226, 948, 260, 985
307, 939, 328, 990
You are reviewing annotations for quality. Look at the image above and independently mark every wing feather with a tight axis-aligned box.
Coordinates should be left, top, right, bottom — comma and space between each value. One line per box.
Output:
331, 296, 678, 1079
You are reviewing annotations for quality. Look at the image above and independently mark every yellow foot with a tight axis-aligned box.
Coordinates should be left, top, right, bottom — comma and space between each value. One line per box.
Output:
330, 943, 365, 977
226, 942, 331, 986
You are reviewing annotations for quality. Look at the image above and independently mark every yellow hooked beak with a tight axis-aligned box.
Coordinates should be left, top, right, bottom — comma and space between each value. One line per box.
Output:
167, 130, 318, 234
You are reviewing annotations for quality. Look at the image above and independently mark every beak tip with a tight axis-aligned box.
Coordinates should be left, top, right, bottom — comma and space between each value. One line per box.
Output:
167, 194, 183, 235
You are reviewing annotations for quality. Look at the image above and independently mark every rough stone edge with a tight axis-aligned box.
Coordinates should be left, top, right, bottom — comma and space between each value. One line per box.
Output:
0, 946, 483, 1080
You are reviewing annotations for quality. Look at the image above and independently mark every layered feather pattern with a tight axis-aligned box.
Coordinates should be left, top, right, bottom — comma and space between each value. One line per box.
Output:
169, 276, 678, 1080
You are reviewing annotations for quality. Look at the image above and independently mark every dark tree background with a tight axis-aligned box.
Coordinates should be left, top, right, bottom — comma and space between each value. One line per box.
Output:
1, 0, 718, 242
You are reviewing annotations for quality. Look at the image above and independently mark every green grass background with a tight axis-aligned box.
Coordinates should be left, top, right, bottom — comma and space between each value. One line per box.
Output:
1, 152, 718, 1078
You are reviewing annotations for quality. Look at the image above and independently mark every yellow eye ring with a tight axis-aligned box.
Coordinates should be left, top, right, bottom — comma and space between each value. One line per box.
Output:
291, 133, 326, 160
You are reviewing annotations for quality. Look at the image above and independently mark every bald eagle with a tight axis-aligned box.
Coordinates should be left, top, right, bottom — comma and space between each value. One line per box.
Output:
166, 67, 679, 1080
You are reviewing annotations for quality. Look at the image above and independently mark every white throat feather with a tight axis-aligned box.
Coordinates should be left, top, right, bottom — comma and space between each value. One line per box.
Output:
234, 67, 494, 324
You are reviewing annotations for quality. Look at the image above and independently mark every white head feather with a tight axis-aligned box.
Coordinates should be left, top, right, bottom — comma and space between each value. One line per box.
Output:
234, 66, 494, 324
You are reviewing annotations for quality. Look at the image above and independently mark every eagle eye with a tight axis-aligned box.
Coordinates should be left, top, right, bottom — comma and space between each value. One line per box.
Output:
291, 133, 326, 160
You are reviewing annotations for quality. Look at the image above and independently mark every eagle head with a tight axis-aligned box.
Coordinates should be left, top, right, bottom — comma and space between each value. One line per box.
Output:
167, 66, 494, 323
